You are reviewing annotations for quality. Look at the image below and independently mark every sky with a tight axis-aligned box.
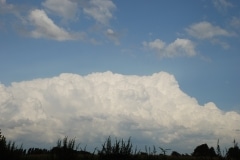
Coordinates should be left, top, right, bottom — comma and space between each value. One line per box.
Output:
0, 0, 240, 154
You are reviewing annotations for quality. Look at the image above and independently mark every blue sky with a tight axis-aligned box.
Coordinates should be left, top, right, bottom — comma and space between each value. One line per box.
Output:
1, 0, 239, 112
0, 0, 240, 153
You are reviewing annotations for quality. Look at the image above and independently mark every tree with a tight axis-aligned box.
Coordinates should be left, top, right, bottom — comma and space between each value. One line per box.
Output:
0, 129, 24, 160
171, 151, 181, 157
192, 143, 216, 158
226, 139, 240, 159
98, 136, 133, 160
50, 136, 78, 160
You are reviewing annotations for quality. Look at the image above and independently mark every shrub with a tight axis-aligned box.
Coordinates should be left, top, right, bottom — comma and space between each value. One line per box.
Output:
50, 136, 78, 160
0, 130, 24, 160
98, 136, 133, 160
226, 139, 240, 159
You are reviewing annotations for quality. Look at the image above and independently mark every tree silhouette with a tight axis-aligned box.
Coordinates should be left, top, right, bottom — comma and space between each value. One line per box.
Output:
192, 143, 216, 158
0, 130, 24, 160
50, 136, 78, 160
226, 139, 240, 159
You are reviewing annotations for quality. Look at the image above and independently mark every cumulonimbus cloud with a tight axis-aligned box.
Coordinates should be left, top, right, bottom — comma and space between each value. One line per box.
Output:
0, 71, 239, 153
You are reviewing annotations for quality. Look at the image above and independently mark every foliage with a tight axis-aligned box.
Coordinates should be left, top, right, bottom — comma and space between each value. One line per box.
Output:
192, 143, 216, 158
226, 139, 240, 159
50, 136, 79, 160
0, 129, 240, 160
0, 129, 25, 160
98, 136, 133, 160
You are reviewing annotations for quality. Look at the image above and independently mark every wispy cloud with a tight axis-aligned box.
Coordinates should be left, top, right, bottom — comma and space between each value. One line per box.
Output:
0, 0, 117, 41
212, 0, 233, 12
231, 17, 240, 29
42, 0, 79, 21
28, 9, 77, 41
0, 0, 16, 12
186, 21, 235, 49
186, 21, 233, 39
105, 28, 120, 45
143, 38, 197, 58
83, 0, 116, 25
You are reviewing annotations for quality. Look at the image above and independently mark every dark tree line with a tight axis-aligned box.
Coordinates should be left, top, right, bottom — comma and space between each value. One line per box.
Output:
0, 130, 25, 160
1, 129, 240, 160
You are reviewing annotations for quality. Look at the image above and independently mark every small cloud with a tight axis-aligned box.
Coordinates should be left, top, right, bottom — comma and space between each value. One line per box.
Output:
105, 28, 120, 45
211, 38, 230, 49
0, 0, 13, 10
143, 38, 196, 58
212, 0, 233, 12
0, 0, 20, 16
186, 21, 233, 39
42, 0, 79, 21
186, 21, 236, 49
28, 9, 78, 41
83, 0, 116, 25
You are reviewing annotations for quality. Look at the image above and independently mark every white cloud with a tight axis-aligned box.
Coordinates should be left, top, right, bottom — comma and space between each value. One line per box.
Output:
0, 0, 17, 15
42, 0, 79, 21
186, 21, 236, 49
1, 71, 239, 153
143, 38, 196, 58
28, 9, 76, 41
0, 0, 117, 42
83, 0, 116, 25
186, 21, 233, 39
212, 0, 233, 12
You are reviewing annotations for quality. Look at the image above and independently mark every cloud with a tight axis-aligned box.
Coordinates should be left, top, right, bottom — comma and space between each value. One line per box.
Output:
186, 21, 236, 49
42, 0, 79, 21
212, 0, 233, 12
1, 71, 239, 153
41, 0, 116, 25
28, 9, 78, 41
0, 0, 116, 41
0, 0, 13, 9
83, 0, 116, 25
0, 0, 80, 41
105, 28, 120, 45
186, 21, 233, 39
0, 0, 21, 16
231, 17, 240, 29
143, 38, 197, 58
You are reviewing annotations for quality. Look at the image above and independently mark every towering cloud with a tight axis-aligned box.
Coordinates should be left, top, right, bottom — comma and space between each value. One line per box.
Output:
0, 72, 239, 153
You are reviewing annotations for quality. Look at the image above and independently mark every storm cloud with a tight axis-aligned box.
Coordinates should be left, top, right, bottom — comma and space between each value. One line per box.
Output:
0, 71, 239, 153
